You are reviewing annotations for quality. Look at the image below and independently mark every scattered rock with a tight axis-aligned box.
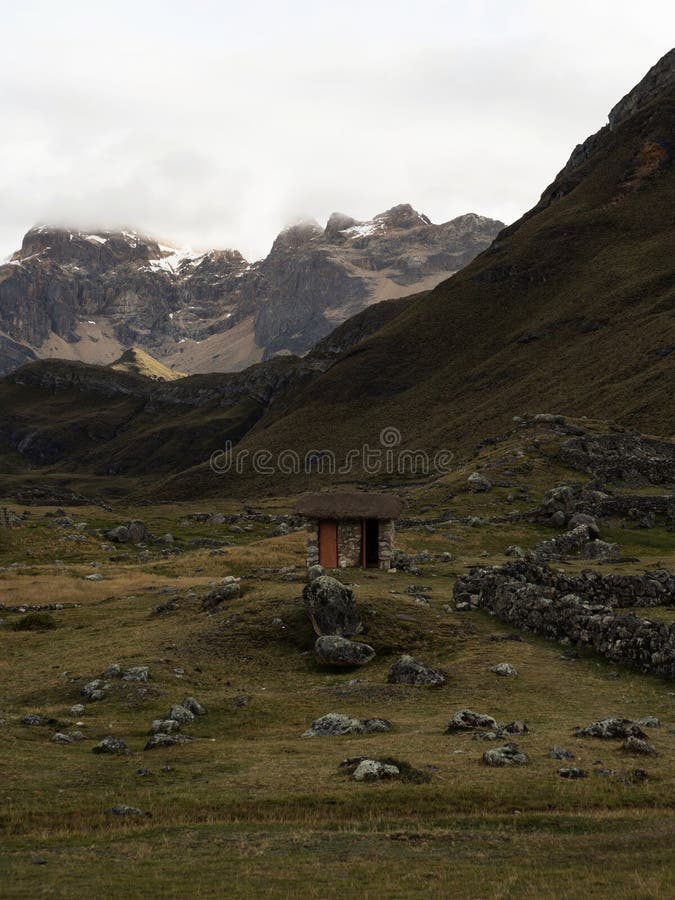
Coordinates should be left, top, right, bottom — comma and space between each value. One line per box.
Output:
636, 716, 660, 728
21, 714, 47, 726
302, 576, 362, 637
500, 720, 528, 735
314, 635, 376, 667
144, 733, 192, 750
568, 513, 599, 533
69, 704, 86, 717
575, 718, 647, 740
92, 736, 130, 755
558, 767, 587, 778
549, 746, 574, 760
489, 662, 518, 677
482, 744, 529, 767
352, 759, 400, 782
123, 666, 150, 682
82, 679, 111, 701
472, 731, 499, 742
467, 472, 492, 492
182, 696, 207, 716
167, 704, 194, 724
105, 520, 149, 544
446, 710, 499, 733
201, 580, 241, 611
302, 713, 392, 738
387, 655, 445, 687
107, 805, 145, 816
150, 719, 181, 735
504, 545, 526, 558
103, 664, 122, 679
622, 736, 657, 756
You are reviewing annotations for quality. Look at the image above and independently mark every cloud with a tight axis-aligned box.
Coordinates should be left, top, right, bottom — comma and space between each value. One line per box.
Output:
0, 1, 673, 261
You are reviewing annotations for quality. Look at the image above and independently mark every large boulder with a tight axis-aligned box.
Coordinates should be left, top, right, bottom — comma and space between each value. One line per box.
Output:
105, 520, 148, 544
314, 635, 375, 667
302, 576, 362, 637
387, 654, 445, 686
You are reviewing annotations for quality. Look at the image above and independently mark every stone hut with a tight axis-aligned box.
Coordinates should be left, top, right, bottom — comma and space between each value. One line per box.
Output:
294, 492, 403, 570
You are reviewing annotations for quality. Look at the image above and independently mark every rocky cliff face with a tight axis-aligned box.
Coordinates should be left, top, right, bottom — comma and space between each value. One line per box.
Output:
0, 205, 502, 377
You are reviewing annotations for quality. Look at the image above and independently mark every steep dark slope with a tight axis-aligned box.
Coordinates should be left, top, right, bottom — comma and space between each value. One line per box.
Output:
164, 51, 675, 497
0, 290, 423, 483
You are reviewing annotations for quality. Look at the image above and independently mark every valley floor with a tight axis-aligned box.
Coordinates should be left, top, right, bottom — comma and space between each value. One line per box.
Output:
0, 426, 673, 898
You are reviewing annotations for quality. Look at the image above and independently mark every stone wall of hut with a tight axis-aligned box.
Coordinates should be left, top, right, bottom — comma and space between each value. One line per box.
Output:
303, 517, 396, 569
377, 519, 395, 570
306, 521, 320, 567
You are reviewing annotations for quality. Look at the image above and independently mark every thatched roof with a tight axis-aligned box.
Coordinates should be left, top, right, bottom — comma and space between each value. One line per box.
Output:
294, 492, 403, 520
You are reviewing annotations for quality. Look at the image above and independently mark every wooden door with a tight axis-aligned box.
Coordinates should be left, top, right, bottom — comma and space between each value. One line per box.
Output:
318, 519, 338, 568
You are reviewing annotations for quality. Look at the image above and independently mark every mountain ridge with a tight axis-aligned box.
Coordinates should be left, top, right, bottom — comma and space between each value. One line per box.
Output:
0, 205, 502, 377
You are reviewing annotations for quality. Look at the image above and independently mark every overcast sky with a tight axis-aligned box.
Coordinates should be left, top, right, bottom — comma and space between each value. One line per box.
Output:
1, 1, 672, 262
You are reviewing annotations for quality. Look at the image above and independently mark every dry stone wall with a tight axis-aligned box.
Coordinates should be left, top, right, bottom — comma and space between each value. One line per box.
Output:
454, 561, 674, 678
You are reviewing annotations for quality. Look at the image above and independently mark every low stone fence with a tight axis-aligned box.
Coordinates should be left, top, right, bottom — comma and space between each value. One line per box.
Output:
454, 562, 675, 679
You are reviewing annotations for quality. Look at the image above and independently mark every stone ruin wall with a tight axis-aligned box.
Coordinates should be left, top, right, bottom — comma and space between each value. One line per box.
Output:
454, 562, 675, 678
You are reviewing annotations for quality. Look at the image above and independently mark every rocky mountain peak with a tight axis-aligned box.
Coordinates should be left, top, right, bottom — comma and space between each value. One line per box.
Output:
324, 212, 359, 239
270, 219, 323, 253
608, 48, 675, 128
13, 226, 162, 272
374, 203, 432, 229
